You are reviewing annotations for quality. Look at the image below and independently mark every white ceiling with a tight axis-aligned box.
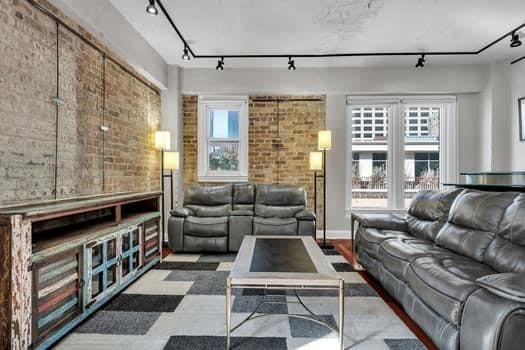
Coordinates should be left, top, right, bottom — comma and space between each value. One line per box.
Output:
109, 0, 525, 67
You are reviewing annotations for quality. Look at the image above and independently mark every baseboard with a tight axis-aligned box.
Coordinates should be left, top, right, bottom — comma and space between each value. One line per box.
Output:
315, 230, 351, 239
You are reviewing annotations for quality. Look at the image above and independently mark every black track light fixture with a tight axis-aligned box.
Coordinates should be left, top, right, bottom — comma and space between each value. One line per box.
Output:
288, 56, 296, 70
182, 46, 191, 61
146, 0, 158, 15
415, 54, 426, 68
511, 32, 522, 48
216, 57, 224, 70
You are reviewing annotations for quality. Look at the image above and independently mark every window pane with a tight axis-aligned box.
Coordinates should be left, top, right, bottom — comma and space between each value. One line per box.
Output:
352, 106, 389, 209
208, 142, 239, 171
209, 110, 239, 139
404, 107, 440, 208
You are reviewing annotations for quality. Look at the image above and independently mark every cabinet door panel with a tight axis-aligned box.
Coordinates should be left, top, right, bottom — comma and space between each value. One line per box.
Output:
32, 248, 83, 346
143, 219, 160, 264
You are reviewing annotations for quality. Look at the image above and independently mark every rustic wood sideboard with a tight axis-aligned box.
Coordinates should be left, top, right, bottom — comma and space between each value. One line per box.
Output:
0, 192, 162, 350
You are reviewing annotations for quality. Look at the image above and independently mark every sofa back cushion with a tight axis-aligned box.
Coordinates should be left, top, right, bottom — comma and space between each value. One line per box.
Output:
233, 183, 255, 212
484, 193, 525, 272
406, 189, 462, 241
184, 184, 232, 217
435, 190, 517, 262
255, 184, 306, 218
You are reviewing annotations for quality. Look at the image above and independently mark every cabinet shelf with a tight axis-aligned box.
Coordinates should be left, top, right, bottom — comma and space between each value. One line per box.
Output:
32, 212, 159, 262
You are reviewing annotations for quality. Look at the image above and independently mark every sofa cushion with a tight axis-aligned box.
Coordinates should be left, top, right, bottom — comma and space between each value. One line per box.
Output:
253, 217, 297, 235
233, 183, 255, 211
255, 184, 306, 218
406, 255, 496, 325
184, 184, 233, 217
355, 227, 413, 259
447, 190, 517, 232
255, 184, 306, 206
435, 190, 517, 262
406, 189, 462, 241
408, 189, 463, 222
185, 184, 232, 205
483, 193, 525, 273
183, 216, 228, 237
378, 238, 454, 280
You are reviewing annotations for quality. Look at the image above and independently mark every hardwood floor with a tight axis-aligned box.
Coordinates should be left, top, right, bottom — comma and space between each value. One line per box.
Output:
163, 240, 437, 349
331, 239, 438, 350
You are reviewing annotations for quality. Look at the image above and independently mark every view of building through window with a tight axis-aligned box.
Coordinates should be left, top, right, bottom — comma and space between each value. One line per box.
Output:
208, 110, 240, 171
351, 105, 440, 209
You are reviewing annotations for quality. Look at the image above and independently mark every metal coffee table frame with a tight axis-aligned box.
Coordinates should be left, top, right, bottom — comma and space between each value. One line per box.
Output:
226, 236, 344, 350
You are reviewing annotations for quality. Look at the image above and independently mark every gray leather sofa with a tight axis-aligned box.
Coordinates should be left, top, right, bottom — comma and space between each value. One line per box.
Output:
354, 189, 525, 350
168, 183, 316, 253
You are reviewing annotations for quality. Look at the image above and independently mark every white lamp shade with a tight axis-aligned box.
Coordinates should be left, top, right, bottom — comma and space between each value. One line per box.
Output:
309, 151, 323, 171
154, 131, 171, 150
163, 151, 179, 170
318, 130, 332, 150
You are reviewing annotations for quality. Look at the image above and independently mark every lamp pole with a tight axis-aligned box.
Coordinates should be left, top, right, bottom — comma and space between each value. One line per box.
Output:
323, 148, 328, 247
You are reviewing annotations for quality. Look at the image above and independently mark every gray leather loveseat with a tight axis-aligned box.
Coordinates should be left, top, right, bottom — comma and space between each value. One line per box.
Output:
168, 183, 316, 253
354, 189, 525, 350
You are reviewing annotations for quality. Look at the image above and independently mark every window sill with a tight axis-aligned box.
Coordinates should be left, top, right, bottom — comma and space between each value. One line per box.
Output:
197, 175, 249, 183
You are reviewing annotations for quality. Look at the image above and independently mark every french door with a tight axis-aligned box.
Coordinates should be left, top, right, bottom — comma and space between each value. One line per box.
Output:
346, 96, 457, 212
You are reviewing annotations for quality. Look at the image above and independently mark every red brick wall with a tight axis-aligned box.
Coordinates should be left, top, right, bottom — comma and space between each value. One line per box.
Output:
183, 95, 326, 227
0, 0, 161, 205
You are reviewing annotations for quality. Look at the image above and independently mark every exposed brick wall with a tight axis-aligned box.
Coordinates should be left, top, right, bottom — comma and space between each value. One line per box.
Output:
182, 95, 326, 228
0, 0, 161, 205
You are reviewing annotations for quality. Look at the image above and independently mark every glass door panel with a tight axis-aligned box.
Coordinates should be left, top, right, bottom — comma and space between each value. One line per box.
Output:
351, 106, 390, 209
120, 226, 141, 281
404, 106, 441, 208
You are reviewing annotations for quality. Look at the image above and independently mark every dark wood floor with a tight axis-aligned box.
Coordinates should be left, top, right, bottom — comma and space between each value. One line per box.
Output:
163, 240, 437, 349
331, 239, 438, 350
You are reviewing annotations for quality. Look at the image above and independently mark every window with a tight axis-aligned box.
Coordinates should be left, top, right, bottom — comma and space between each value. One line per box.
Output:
346, 96, 457, 211
198, 96, 248, 182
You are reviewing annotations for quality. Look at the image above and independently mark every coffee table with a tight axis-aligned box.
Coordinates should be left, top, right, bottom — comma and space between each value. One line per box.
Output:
226, 235, 344, 349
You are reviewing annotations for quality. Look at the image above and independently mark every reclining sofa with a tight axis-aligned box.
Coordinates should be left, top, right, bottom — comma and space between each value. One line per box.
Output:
354, 188, 525, 350
167, 183, 316, 253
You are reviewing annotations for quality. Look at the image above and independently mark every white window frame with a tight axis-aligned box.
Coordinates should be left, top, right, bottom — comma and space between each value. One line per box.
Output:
197, 95, 249, 182
345, 95, 458, 214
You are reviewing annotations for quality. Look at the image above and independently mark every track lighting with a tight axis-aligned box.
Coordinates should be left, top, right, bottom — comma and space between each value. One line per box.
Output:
415, 54, 425, 68
216, 57, 224, 70
511, 32, 522, 48
146, 0, 158, 15
182, 46, 191, 61
288, 56, 296, 70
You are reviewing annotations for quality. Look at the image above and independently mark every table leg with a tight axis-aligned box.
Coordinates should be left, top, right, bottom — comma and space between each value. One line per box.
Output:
339, 279, 345, 350
226, 279, 232, 350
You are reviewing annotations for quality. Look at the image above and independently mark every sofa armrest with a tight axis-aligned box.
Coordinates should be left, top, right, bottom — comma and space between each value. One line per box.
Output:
295, 209, 316, 221
476, 273, 525, 303
231, 209, 253, 216
170, 207, 194, 218
461, 288, 525, 350
353, 213, 408, 231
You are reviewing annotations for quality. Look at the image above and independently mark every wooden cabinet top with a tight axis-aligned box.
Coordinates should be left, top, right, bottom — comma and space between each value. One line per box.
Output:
0, 191, 162, 219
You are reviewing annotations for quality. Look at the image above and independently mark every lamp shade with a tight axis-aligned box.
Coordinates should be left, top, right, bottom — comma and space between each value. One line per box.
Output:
309, 151, 323, 171
154, 131, 171, 150
163, 151, 179, 170
318, 130, 332, 150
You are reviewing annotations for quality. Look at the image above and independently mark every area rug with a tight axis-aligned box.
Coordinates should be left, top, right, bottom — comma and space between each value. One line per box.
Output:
53, 249, 424, 350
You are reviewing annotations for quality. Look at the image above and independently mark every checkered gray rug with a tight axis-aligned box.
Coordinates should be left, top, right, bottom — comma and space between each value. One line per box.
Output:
54, 249, 424, 350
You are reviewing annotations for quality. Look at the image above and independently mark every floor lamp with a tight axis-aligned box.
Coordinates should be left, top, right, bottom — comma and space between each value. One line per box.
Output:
310, 151, 323, 240
318, 130, 333, 249
163, 151, 180, 211
155, 131, 171, 244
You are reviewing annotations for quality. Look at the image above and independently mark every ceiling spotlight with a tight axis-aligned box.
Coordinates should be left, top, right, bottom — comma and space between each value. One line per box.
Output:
415, 54, 426, 68
216, 57, 224, 70
146, 0, 158, 15
182, 46, 191, 61
511, 32, 522, 48
288, 56, 296, 70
